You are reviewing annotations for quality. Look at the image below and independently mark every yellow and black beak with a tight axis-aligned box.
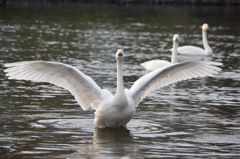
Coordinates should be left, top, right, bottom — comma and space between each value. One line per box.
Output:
117, 50, 123, 56
173, 34, 179, 41
203, 24, 209, 30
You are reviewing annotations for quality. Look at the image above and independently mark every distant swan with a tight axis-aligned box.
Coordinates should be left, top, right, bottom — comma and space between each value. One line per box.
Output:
141, 34, 179, 71
4, 49, 221, 128
169, 24, 212, 56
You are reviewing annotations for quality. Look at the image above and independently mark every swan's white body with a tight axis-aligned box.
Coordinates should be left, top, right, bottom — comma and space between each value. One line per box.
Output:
169, 24, 212, 56
141, 34, 179, 71
4, 49, 222, 128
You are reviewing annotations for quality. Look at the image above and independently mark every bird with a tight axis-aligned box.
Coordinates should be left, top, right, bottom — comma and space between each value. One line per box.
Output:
141, 34, 179, 71
4, 49, 222, 128
168, 23, 212, 56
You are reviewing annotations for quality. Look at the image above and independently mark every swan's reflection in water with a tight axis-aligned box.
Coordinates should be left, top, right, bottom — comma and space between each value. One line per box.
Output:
93, 127, 137, 157
94, 127, 133, 144
63, 127, 138, 158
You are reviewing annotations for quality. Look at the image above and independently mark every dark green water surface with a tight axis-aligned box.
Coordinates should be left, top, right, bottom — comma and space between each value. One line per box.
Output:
0, 3, 239, 158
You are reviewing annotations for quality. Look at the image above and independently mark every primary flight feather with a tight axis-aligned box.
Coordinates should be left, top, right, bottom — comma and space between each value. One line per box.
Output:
4, 49, 222, 128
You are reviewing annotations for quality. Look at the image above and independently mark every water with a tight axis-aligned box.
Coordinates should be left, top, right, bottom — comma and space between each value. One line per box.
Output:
0, 3, 240, 158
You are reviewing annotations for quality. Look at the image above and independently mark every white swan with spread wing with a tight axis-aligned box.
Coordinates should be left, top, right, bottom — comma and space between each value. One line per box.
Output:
141, 34, 179, 71
169, 23, 212, 56
4, 49, 221, 128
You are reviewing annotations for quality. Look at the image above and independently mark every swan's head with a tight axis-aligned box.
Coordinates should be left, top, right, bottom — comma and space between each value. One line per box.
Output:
173, 34, 179, 42
202, 23, 209, 30
116, 49, 124, 60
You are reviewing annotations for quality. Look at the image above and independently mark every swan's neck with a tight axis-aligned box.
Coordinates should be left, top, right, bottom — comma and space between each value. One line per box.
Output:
115, 59, 126, 99
202, 29, 212, 55
112, 58, 128, 109
171, 41, 178, 64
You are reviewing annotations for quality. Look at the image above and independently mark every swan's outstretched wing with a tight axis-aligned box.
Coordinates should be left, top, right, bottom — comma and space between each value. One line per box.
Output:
130, 61, 222, 107
4, 61, 112, 110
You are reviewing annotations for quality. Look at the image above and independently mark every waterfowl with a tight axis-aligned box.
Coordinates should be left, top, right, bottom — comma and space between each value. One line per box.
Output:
141, 34, 179, 71
169, 24, 212, 56
4, 49, 221, 128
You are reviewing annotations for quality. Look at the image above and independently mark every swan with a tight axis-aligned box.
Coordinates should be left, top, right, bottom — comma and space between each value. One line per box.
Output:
169, 23, 212, 56
4, 49, 222, 128
141, 34, 179, 71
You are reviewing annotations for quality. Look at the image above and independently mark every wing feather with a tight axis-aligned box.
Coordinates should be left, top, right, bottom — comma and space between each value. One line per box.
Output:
4, 61, 112, 110
130, 61, 222, 107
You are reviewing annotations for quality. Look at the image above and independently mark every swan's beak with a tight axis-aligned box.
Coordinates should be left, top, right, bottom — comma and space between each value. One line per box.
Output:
202, 23, 209, 30
173, 34, 179, 41
117, 49, 124, 56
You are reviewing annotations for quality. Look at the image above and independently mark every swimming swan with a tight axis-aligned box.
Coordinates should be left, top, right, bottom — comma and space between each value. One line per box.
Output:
141, 34, 179, 71
169, 23, 212, 56
4, 49, 221, 128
